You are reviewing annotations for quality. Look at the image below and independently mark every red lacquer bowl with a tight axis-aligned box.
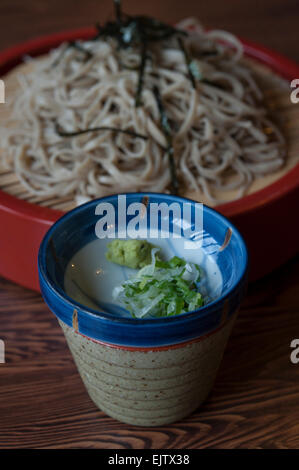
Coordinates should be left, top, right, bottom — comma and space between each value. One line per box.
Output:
0, 27, 299, 291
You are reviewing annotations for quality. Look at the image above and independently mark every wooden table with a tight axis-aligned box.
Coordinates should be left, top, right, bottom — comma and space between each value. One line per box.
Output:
0, 0, 299, 449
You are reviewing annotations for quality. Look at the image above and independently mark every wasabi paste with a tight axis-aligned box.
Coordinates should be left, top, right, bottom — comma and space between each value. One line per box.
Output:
105, 239, 157, 269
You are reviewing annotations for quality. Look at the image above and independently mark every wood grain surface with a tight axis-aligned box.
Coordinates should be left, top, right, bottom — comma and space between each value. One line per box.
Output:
0, 0, 299, 449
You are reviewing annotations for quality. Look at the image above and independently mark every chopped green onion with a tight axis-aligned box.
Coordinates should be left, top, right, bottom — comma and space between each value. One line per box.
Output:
112, 249, 204, 318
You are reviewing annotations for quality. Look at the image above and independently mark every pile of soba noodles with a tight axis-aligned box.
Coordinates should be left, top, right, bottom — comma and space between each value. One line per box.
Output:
0, 15, 285, 204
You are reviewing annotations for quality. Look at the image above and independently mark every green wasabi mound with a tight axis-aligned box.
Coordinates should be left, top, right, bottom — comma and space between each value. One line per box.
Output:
105, 239, 157, 269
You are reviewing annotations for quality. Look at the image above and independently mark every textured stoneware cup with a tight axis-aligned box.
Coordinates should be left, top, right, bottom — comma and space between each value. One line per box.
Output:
38, 193, 248, 426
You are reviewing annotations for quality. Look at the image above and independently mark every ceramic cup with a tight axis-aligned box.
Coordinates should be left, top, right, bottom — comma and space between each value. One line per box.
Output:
38, 193, 248, 426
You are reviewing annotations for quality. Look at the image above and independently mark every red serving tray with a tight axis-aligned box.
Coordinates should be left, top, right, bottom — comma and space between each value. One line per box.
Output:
0, 27, 299, 291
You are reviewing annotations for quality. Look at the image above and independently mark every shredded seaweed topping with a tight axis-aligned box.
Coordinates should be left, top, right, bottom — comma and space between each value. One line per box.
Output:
53, 1, 194, 194
93, 0, 187, 105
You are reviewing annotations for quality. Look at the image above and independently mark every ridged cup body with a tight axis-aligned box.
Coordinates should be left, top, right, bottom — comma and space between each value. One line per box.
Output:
59, 312, 236, 426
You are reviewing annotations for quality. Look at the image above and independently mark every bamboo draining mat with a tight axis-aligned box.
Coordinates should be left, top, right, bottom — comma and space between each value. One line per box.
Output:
0, 55, 298, 211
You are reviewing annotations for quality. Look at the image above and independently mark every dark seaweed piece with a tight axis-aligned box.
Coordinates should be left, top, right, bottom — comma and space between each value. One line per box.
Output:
93, 22, 121, 46
153, 86, 179, 195
200, 50, 218, 57
55, 122, 148, 140
177, 36, 196, 88
128, 16, 187, 43
201, 79, 225, 90
91, 22, 104, 41
114, 0, 122, 24
153, 86, 172, 141
135, 40, 148, 107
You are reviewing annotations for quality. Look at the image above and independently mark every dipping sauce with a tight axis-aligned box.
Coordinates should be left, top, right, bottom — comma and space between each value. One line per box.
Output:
64, 235, 223, 318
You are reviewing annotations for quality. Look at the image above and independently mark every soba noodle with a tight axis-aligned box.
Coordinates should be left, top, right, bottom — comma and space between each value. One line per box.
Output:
0, 18, 286, 204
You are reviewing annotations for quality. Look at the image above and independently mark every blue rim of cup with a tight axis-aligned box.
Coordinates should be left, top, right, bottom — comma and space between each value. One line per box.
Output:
38, 192, 249, 347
